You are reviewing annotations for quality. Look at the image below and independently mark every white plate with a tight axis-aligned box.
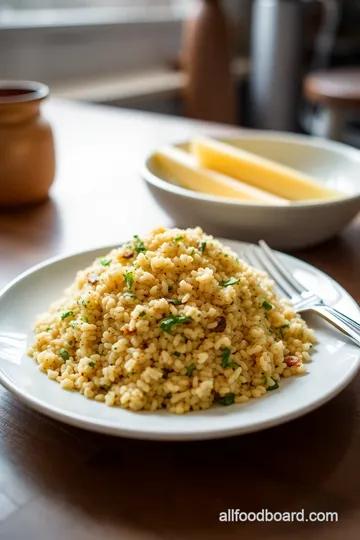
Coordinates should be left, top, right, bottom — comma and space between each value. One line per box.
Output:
0, 240, 359, 441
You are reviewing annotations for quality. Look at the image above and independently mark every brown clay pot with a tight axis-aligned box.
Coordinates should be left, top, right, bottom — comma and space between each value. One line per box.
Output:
182, 0, 236, 124
0, 81, 55, 208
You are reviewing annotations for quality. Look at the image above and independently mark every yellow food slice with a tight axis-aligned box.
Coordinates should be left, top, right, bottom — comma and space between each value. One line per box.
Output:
154, 146, 288, 205
192, 136, 343, 201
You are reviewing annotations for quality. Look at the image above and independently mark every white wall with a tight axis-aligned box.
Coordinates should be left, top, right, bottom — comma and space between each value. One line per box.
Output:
0, 1, 249, 85
0, 19, 182, 84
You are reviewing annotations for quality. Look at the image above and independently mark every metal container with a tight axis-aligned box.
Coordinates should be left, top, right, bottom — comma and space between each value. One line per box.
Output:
250, 0, 304, 131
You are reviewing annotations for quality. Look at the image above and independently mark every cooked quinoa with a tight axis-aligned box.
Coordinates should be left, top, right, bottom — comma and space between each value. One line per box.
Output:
29, 227, 316, 414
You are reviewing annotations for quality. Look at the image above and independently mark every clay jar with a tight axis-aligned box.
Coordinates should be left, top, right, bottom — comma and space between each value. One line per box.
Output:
0, 81, 55, 207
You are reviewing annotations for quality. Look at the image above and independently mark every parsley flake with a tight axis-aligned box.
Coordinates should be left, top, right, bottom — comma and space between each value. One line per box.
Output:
159, 315, 192, 334
267, 381, 279, 391
186, 363, 196, 377
60, 349, 69, 361
200, 241, 207, 254
219, 277, 240, 287
221, 348, 239, 369
124, 271, 134, 290
99, 257, 111, 266
123, 292, 136, 299
133, 235, 146, 254
167, 298, 182, 305
219, 393, 236, 406
61, 311, 73, 321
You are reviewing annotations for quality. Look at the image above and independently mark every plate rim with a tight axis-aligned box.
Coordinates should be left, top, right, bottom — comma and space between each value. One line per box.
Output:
1, 240, 359, 441
142, 133, 360, 209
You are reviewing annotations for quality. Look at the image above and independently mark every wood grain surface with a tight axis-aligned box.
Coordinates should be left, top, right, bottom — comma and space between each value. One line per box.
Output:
0, 100, 359, 540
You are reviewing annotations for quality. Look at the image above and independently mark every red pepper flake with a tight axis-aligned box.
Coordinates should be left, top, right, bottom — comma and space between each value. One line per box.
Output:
123, 327, 135, 335
87, 274, 99, 285
122, 252, 134, 259
285, 356, 301, 367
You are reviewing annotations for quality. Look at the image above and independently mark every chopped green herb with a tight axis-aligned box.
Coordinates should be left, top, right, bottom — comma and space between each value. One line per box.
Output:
200, 241, 207, 254
174, 235, 183, 242
133, 235, 146, 254
228, 362, 240, 369
89, 362, 96, 368
221, 348, 231, 367
123, 292, 136, 299
61, 311, 74, 320
82, 316, 89, 323
159, 315, 192, 334
219, 277, 240, 287
281, 324, 290, 329
186, 363, 196, 377
81, 299, 88, 307
68, 341, 73, 346
167, 298, 182, 305
99, 257, 111, 266
139, 311, 146, 317
124, 271, 134, 290
174, 351, 181, 357
263, 376, 267, 385
190, 249, 195, 256
262, 300, 273, 311
46, 327, 52, 331
221, 348, 239, 369
267, 381, 279, 391
224, 253, 229, 258
60, 348, 69, 361
70, 321, 77, 328
219, 393, 236, 406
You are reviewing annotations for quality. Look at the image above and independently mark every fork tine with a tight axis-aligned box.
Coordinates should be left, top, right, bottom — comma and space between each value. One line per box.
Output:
248, 246, 293, 299
239, 251, 251, 265
258, 240, 306, 294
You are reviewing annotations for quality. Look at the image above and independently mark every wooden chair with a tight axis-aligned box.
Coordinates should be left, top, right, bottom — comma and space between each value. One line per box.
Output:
304, 68, 360, 141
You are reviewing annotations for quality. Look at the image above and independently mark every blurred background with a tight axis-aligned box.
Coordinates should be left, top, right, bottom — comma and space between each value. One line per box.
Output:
1, 0, 360, 145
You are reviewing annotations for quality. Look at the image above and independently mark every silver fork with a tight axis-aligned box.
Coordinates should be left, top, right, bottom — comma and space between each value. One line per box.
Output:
241, 240, 360, 347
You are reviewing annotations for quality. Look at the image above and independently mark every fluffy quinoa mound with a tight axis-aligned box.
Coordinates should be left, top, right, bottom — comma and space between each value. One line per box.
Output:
29, 227, 316, 414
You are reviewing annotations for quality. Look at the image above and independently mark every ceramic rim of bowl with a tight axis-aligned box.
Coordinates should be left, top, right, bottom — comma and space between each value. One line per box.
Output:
142, 133, 360, 210
0, 81, 49, 104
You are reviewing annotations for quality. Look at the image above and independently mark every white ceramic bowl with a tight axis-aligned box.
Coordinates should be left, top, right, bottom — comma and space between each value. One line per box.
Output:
142, 132, 360, 249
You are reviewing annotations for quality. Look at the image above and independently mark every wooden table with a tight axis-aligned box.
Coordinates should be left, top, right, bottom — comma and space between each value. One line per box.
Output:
0, 99, 359, 540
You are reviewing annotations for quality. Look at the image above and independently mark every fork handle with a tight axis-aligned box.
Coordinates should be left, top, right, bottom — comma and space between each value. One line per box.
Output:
311, 305, 360, 347
326, 306, 360, 334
